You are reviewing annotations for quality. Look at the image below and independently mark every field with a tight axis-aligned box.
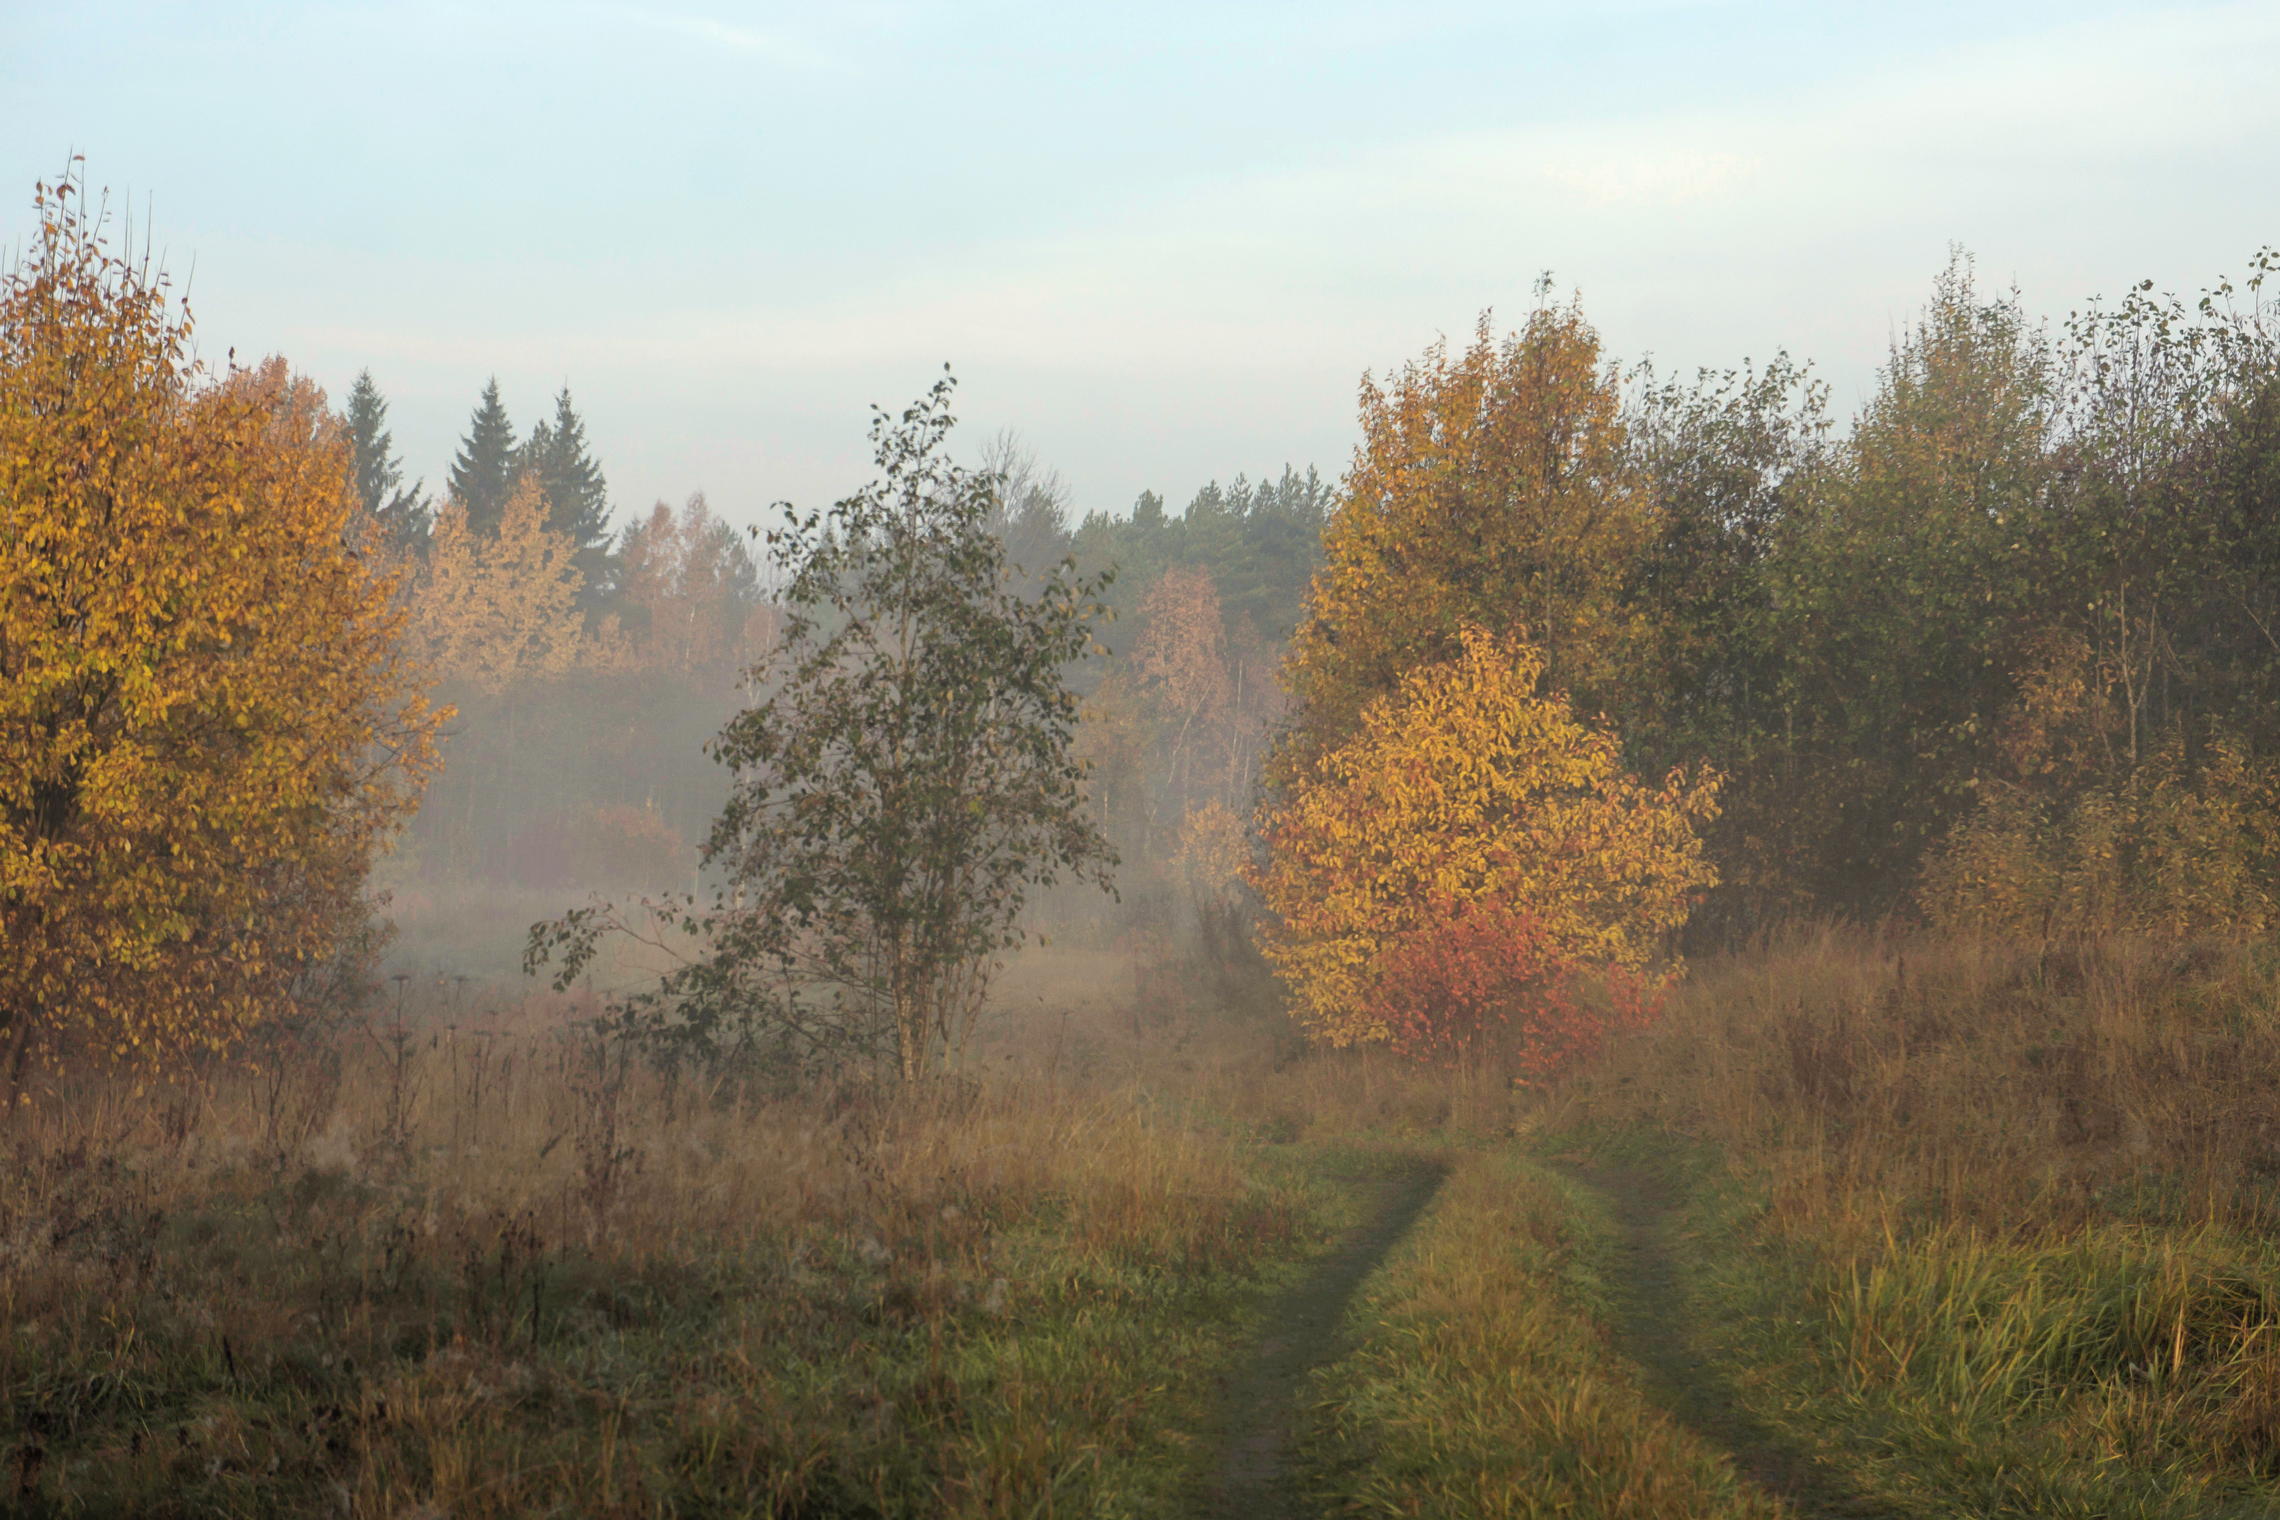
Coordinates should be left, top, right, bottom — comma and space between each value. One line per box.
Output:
9, 930, 2280, 1518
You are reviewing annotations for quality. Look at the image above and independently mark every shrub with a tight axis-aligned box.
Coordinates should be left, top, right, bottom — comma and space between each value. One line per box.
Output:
1253, 626, 1715, 1051
1367, 895, 1663, 1074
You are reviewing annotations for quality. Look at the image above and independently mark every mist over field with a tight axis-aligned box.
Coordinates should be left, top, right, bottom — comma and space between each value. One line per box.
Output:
8, 6, 2280, 1517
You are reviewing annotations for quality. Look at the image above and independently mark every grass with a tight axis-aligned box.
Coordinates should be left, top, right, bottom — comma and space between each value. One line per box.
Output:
1543, 926, 2280, 1517
0, 953, 1376, 1519
1293, 1148, 1788, 1518
22, 925, 2280, 1516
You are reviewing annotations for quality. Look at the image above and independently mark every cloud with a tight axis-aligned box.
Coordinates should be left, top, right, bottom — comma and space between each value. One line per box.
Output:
270, 2, 2280, 513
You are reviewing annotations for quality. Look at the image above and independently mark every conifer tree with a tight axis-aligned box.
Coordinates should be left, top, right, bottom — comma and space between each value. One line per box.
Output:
342, 369, 429, 555
520, 385, 613, 597
448, 377, 517, 536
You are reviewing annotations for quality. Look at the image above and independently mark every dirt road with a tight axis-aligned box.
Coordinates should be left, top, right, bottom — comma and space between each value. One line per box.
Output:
1199, 1161, 1447, 1519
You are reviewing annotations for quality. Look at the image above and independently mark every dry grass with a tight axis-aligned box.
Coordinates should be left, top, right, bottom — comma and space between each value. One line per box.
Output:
1298, 1150, 1787, 1519
0, 955, 1363, 1519
1555, 926, 2280, 1516
1575, 925, 2280, 1229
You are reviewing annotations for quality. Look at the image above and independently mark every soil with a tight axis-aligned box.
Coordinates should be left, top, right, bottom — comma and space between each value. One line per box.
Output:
1566, 1162, 1899, 1519
1197, 1160, 1447, 1520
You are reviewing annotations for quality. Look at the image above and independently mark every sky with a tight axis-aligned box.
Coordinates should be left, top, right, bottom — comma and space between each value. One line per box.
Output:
5, 1, 2278, 534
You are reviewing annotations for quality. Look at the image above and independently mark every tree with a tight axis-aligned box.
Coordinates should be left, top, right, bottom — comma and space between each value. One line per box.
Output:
1623, 355, 1829, 929
530, 374, 1115, 1080
343, 368, 430, 555
414, 473, 585, 693
977, 429, 1074, 580
607, 492, 766, 679
1130, 565, 1234, 820
448, 376, 518, 537
1762, 252, 2062, 910
1253, 626, 1716, 1052
0, 168, 443, 1078
520, 384, 613, 597
1274, 296, 1654, 786
1368, 897, 1659, 1075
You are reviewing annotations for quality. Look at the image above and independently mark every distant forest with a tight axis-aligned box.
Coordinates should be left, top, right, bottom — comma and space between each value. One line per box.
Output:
342, 366, 1332, 948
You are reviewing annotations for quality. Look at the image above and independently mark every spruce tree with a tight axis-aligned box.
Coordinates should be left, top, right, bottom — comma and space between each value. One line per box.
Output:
448, 377, 518, 536
342, 370, 429, 553
521, 386, 613, 598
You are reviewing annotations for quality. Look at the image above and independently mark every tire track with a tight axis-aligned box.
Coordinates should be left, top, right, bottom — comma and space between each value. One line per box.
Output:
1198, 1160, 1447, 1520
1567, 1163, 1901, 1519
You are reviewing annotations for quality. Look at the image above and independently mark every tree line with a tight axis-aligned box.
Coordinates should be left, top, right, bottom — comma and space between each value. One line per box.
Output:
1269, 257, 2280, 948
16, 151, 2277, 1080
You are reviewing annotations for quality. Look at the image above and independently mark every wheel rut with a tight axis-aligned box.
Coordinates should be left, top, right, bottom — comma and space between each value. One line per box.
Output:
1566, 1162, 1901, 1520
1197, 1160, 1446, 1520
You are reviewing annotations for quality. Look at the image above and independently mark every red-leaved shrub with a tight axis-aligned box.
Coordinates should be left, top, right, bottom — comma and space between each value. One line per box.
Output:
1368, 896, 1664, 1077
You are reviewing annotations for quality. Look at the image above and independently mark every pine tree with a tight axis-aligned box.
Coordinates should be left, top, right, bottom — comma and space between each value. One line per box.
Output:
342, 369, 429, 554
448, 377, 518, 536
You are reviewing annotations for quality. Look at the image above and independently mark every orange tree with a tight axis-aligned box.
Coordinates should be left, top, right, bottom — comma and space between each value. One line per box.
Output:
1253, 627, 1715, 1059
0, 170, 442, 1079
1273, 295, 1653, 786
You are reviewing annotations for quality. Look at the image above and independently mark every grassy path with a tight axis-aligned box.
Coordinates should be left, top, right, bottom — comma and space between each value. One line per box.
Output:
1567, 1163, 1898, 1520
1200, 1161, 1449, 1519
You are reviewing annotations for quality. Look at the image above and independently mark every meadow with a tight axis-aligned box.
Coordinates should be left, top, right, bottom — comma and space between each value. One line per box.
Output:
15, 928, 2280, 1518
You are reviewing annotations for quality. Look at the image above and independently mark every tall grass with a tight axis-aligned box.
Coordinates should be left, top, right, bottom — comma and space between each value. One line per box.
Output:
0, 957, 1348, 1518
1578, 926, 2280, 1228
1558, 927, 2280, 1515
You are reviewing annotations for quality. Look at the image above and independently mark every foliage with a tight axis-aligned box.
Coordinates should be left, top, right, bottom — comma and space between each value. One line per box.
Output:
1757, 252, 2064, 911
977, 429, 1076, 581
1920, 632, 2280, 938
1274, 297, 1653, 785
518, 383, 614, 598
1253, 626, 1716, 1051
0, 168, 442, 1073
1069, 464, 1330, 659
1366, 896, 1662, 1074
600, 491, 769, 680
414, 473, 586, 693
530, 375, 1115, 1079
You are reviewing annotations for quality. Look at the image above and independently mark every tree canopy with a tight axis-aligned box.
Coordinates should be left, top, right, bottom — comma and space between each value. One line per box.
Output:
0, 171, 442, 1075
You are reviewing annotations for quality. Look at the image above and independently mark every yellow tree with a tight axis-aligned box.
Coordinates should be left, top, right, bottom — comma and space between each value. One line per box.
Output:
0, 170, 442, 1077
415, 472, 584, 692
1130, 564, 1235, 825
610, 493, 767, 679
1275, 297, 1654, 784
1254, 627, 1716, 1049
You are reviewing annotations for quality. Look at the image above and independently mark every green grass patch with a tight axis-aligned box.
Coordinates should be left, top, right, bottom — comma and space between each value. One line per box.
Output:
1573, 1125, 2280, 1519
2, 1090, 1346, 1519
1293, 1146, 1785, 1519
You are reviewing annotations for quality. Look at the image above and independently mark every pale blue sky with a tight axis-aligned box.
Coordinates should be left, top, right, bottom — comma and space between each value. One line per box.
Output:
6, 2, 2276, 530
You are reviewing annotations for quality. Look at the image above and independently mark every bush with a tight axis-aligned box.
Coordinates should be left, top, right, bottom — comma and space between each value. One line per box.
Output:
1253, 625, 1715, 1052
1369, 896, 1662, 1075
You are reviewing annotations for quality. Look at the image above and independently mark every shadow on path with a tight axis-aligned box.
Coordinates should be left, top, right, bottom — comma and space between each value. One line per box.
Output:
1198, 1160, 1447, 1520
1565, 1162, 1902, 1520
